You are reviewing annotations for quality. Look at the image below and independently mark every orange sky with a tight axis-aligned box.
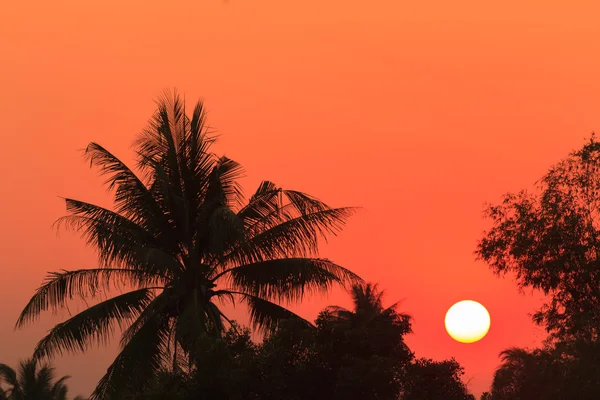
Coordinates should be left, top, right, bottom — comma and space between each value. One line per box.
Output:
2, 0, 600, 397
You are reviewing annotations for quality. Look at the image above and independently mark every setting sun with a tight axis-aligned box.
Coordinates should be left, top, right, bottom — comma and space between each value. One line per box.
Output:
445, 300, 491, 344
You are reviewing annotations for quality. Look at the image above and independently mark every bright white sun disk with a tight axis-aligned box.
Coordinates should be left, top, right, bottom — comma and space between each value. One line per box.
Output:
445, 300, 490, 343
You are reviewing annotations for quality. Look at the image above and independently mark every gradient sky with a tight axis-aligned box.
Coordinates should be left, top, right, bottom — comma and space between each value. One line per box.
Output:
2, 1, 600, 397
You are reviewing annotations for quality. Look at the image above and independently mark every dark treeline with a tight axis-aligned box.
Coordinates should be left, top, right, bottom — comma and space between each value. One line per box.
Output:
3, 90, 600, 399
120, 283, 474, 400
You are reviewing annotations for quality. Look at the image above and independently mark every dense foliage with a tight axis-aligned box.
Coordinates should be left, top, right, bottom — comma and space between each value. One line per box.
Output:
401, 358, 475, 400
118, 283, 475, 400
477, 134, 600, 342
478, 134, 600, 399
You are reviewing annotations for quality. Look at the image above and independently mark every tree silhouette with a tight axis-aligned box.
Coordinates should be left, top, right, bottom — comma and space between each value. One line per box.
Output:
0, 359, 71, 400
15, 89, 361, 399
251, 318, 323, 400
478, 134, 600, 398
490, 347, 563, 400
112, 284, 476, 399
477, 134, 600, 342
315, 283, 413, 400
401, 358, 475, 400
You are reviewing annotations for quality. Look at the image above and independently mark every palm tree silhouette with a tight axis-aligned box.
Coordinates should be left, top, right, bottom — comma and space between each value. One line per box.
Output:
15, 89, 361, 399
322, 283, 411, 329
0, 358, 71, 400
491, 347, 562, 399
316, 283, 413, 400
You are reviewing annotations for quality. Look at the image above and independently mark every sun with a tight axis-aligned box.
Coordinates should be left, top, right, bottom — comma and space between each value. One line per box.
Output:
445, 300, 490, 343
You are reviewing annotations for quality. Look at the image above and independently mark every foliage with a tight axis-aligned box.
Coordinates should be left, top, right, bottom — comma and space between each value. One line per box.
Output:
0, 358, 73, 400
16, 89, 361, 399
488, 341, 600, 400
478, 134, 600, 398
400, 358, 475, 400
490, 347, 564, 400
315, 283, 413, 400
117, 282, 428, 400
477, 134, 600, 342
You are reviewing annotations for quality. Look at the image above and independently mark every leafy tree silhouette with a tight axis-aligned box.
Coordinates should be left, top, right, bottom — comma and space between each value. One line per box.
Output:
400, 358, 475, 400
478, 134, 600, 398
477, 134, 600, 342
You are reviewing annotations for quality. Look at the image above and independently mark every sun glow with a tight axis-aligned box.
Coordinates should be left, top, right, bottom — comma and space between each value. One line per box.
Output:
444, 300, 490, 343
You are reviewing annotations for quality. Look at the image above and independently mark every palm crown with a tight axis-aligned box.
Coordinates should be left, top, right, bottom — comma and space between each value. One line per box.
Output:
16, 90, 361, 399
321, 283, 411, 329
0, 358, 71, 400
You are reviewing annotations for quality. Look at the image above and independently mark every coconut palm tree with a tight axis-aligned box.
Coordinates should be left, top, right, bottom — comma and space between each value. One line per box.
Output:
320, 283, 411, 330
491, 347, 563, 400
316, 283, 413, 400
15, 89, 361, 399
0, 358, 70, 400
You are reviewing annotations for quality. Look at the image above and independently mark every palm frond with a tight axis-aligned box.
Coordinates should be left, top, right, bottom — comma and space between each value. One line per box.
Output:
134, 89, 184, 197
217, 258, 362, 303
321, 305, 353, 320
223, 207, 356, 265
233, 292, 314, 335
58, 199, 182, 276
178, 101, 218, 241
350, 282, 385, 312
499, 347, 532, 366
16, 268, 164, 328
35, 365, 57, 394
204, 156, 245, 209
119, 292, 169, 347
282, 189, 334, 214
211, 290, 236, 306
32, 288, 156, 360
50, 375, 71, 399
243, 181, 280, 206
18, 359, 38, 396
56, 199, 181, 275
50, 375, 70, 390
237, 182, 282, 231
237, 184, 346, 235
186, 101, 218, 182
90, 311, 171, 400
206, 301, 226, 333
82, 143, 170, 235
52, 383, 69, 400
0, 364, 18, 389
55, 199, 151, 268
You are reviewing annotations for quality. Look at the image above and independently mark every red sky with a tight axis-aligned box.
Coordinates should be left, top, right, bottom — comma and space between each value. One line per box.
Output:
1, 0, 599, 397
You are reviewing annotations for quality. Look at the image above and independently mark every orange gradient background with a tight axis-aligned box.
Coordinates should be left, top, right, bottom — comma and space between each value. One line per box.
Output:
2, 1, 599, 397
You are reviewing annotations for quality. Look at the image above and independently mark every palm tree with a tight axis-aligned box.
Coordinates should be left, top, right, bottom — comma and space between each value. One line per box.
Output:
15, 89, 361, 399
491, 347, 563, 400
316, 283, 413, 400
321, 283, 411, 330
0, 358, 70, 400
